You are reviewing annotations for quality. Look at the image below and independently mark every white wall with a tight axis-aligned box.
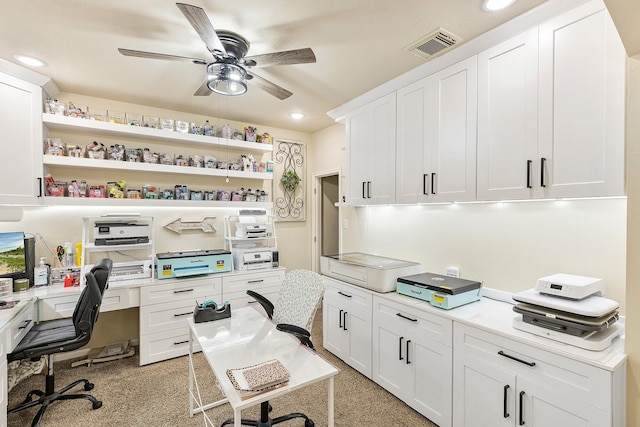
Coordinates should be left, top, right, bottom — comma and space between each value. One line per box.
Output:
340, 199, 627, 312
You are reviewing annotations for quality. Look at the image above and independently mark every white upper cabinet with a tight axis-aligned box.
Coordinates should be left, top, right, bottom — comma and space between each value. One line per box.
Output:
345, 93, 396, 205
0, 72, 43, 205
537, 1, 626, 198
396, 56, 477, 204
478, 0, 625, 201
477, 28, 539, 201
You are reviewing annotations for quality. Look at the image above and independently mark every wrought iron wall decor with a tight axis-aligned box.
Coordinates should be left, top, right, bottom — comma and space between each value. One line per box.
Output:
273, 139, 305, 222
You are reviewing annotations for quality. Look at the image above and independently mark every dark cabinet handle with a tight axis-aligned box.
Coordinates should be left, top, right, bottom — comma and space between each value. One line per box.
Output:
519, 391, 525, 425
342, 311, 348, 331
498, 351, 536, 367
423, 174, 429, 195
396, 312, 418, 322
37, 177, 43, 197
339, 309, 343, 328
367, 181, 372, 198
540, 157, 547, 187
406, 339, 411, 365
173, 340, 189, 345
503, 385, 510, 418
431, 173, 436, 195
526, 160, 532, 189
247, 279, 264, 284
174, 312, 192, 317
362, 181, 366, 199
399, 337, 404, 361
337, 291, 352, 298
174, 288, 194, 294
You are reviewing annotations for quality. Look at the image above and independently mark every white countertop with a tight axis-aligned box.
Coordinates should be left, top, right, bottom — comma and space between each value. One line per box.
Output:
374, 288, 626, 371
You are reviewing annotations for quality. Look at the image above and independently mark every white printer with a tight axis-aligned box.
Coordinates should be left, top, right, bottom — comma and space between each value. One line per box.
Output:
232, 247, 278, 271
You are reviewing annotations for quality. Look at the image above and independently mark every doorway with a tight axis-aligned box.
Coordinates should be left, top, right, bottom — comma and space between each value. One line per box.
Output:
312, 170, 340, 273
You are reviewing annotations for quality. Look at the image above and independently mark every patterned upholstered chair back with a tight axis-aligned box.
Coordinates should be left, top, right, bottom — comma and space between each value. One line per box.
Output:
272, 269, 325, 332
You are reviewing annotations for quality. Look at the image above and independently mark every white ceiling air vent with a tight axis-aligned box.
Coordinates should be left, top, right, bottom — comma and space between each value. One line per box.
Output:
406, 28, 461, 59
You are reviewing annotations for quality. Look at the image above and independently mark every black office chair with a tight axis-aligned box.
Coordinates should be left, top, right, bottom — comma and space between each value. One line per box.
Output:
8, 258, 113, 427
222, 269, 325, 427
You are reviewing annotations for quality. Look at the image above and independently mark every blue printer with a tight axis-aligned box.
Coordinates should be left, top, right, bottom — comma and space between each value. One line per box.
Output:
156, 249, 232, 279
396, 272, 482, 309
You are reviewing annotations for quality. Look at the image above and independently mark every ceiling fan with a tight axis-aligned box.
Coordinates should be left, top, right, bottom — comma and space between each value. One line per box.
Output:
118, 2, 316, 100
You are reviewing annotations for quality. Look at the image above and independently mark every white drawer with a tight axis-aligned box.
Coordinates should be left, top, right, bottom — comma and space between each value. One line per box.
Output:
324, 276, 373, 314
39, 287, 139, 320
140, 299, 200, 335
454, 322, 612, 412
139, 328, 200, 366
9, 305, 35, 350
222, 270, 285, 296
0, 329, 7, 360
227, 288, 281, 313
373, 295, 452, 347
140, 277, 221, 306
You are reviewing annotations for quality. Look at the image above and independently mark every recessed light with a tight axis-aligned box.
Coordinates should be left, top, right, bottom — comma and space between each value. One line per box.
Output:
482, 0, 517, 11
13, 54, 46, 67
289, 112, 305, 120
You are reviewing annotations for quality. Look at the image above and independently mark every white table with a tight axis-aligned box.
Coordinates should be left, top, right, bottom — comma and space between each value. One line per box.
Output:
187, 306, 338, 427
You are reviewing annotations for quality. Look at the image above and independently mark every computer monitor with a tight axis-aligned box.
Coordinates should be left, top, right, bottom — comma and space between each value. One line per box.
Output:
0, 231, 27, 282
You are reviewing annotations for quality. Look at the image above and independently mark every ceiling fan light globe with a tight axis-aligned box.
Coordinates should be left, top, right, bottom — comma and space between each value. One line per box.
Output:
206, 62, 248, 96
207, 78, 247, 96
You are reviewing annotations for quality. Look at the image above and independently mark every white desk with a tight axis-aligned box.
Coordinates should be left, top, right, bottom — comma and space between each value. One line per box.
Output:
187, 306, 339, 427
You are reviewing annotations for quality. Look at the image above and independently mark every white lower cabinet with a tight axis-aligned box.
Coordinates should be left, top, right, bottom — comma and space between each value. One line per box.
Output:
453, 323, 617, 427
322, 277, 372, 378
221, 269, 285, 314
139, 276, 222, 365
372, 295, 453, 427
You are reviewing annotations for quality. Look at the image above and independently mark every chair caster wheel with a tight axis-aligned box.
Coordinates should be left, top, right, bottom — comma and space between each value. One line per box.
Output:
305, 420, 314, 427
92, 401, 103, 410
85, 382, 95, 391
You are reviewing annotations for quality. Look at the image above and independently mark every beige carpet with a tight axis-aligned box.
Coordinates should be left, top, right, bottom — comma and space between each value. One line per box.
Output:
7, 310, 437, 427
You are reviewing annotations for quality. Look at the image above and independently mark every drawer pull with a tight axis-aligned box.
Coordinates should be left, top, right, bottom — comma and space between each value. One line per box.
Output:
248, 300, 259, 304
503, 385, 510, 418
173, 340, 189, 346
498, 351, 536, 367
337, 291, 352, 298
174, 312, 192, 317
174, 288, 194, 294
396, 313, 417, 322
248, 279, 264, 284
519, 391, 525, 425
18, 319, 32, 330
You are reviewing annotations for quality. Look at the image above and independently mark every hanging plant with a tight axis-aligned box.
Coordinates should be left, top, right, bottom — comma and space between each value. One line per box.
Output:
280, 170, 301, 192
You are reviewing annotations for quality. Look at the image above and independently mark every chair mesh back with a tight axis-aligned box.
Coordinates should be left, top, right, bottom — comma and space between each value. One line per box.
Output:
73, 259, 112, 336
273, 269, 325, 331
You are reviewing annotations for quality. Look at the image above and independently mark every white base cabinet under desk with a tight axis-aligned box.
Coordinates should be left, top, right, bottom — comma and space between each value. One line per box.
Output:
139, 276, 221, 366
322, 277, 373, 378
221, 269, 285, 313
372, 295, 453, 427
452, 322, 622, 427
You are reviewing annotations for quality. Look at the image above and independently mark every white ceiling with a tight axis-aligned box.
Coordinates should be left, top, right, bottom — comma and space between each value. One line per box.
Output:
1, 0, 551, 133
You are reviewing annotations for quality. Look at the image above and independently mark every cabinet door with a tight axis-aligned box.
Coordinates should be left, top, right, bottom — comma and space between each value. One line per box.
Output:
453, 353, 515, 427
343, 307, 372, 378
396, 77, 430, 204
346, 105, 371, 204
538, 2, 625, 198
369, 93, 396, 204
322, 297, 349, 358
0, 72, 43, 205
428, 56, 478, 203
372, 316, 412, 399
518, 376, 611, 427
477, 28, 539, 201
410, 337, 453, 427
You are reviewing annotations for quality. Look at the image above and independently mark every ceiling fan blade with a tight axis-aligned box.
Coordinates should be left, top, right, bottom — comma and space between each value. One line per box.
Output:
247, 72, 293, 100
118, 48, 206, 64
194, 79, 212, 96
176, 3, 227, 55
245, 48, 316, 67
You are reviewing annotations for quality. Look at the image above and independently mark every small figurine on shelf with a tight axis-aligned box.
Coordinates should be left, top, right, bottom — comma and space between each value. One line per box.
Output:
220, 123, 232, 139
262, 132, 272, 144
244, 125, 257, 142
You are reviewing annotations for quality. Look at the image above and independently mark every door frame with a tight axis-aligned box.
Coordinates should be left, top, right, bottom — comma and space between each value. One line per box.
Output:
311, 168, 342, 273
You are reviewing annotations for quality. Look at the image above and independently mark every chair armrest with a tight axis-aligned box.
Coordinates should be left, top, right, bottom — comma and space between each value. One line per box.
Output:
276, 323, 315, 352
246, 290, 274, 319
